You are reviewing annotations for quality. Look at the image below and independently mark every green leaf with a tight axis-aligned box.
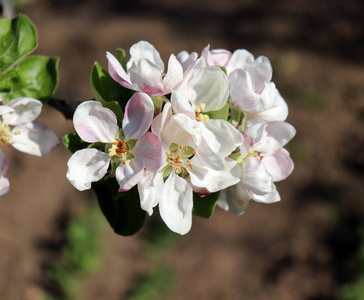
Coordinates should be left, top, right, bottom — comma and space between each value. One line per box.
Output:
92, 177, 146, 236
192, 191, 220, 218
116, 48, 128, 71
206, 100, 229, 121
0, 55, 59, 104
90, 62, 132, 121
63, 131, 90, 154
0, 14, 37, 75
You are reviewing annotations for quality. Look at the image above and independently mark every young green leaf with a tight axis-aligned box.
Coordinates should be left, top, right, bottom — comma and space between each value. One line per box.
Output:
192, 191, 220, 219
0, 55, 59, 104
206, 100, 230, 121
90, 62, 132, 121
63, 131, 90, 154
0, 14, 38, 75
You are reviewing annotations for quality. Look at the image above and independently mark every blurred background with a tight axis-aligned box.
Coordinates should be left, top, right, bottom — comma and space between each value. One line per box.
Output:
0, 0, 364, 299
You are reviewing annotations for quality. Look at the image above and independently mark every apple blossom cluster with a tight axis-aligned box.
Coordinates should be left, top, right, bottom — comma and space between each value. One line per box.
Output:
66, 41, 296, 235
0, 97, 60, 196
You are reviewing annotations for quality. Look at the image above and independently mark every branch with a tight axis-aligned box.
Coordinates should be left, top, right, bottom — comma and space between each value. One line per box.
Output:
47, 98, 82, 120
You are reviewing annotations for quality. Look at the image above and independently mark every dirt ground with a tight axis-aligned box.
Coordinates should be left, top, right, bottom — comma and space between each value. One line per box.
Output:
0, 0, 364, 299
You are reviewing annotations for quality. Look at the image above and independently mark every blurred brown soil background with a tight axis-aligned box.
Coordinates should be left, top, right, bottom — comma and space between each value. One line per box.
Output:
0, 0, 364, 299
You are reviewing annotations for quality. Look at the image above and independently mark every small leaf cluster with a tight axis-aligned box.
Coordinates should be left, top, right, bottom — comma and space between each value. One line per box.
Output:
0, 14, 59, 104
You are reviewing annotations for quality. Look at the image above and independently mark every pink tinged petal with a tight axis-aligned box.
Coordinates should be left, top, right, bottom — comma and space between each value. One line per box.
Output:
132, 132, 165, 173
159, 172, 193, 235
122, 92, 154, 140
66, 148, 110, 191
163, 54, 184, 93
73, 101, 118, 143
226, 49, 254, 73
0, 151, 9, 196
243, 122, 265, 144
199, 119, 243, 157
219, 183, 251, 216
253, 121, 296, 154
229, 70, 277, 112
3, 97, 42, 125
11, 121, 60, 156
201, 44, 232, 67
0, 175, 10, 196
171, 90, 195, 120
176, 50, 198, 72
242, 157, 273, 195
129, 59, 164, 95
138, 168, 164, 216
226, 49, 272, 92
248, 184, 280, 203
106, 52, 135, 90
127, 41, 164, 71
151, 102, 172, 137
262, 148, 294, 181
188, 66, 229, 112
246, 55, 273, 94
116, 157, 145, 192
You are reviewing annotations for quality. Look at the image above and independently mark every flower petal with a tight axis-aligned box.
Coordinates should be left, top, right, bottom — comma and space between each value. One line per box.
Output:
11, 121, 60, 156
0, 151, 9, 196
122, 92, 154, 140
200, 119, 243, 157
138, 168, 164, 216
201, 44, 232, 67
171, 90, 195, 120
187, 66, 229, 112
132, 132, 165, 173
151, 102, 172, 138
176, 50, 198, 72
245, 94, 288, 125
129, 59, 164, 95
106, 51, 135, 90
262, 148, 294, 181
218, 183, 251, 216
163, 54, 184, 93
127, 41, 164, 71
253, 121, 296, 154
159, 172, 193, 235
248, 184, 281, 203
3, 97, 42, 125
242, 156, 273, 195
66, 148, 110, 191
115, 157, 145, 192
73, 101, 118, 143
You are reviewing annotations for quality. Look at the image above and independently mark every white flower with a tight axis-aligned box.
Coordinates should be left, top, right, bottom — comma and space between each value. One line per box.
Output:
138, 103, 240, 235
66, 93, 165, 191
218, 121, 296, 215
0, 97, 59, 156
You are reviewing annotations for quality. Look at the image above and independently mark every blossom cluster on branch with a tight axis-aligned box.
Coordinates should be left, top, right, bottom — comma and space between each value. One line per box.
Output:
66, 41, 296, 235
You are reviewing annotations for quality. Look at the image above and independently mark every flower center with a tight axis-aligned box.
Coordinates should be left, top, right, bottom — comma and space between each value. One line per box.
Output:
194, 103, 210, 122
165, 143, 195, 176
108, 138, 130, 164
242, 150, 264, 162
0, 121, 12, 147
